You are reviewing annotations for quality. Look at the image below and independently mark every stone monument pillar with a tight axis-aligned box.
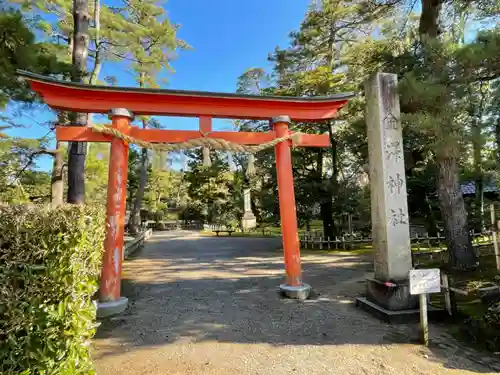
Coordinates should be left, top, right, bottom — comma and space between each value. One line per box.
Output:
241, 188, 256, 230
356, 72, 418, 320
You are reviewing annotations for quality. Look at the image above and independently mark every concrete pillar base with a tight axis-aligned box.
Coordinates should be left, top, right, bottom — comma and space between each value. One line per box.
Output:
96, 297, 128, 319
365, 277, 418, 311
355, 297, 445, 324
280, 283, 311, 300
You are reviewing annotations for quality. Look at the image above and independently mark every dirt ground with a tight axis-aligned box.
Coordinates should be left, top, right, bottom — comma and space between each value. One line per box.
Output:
92, 231, 499, 375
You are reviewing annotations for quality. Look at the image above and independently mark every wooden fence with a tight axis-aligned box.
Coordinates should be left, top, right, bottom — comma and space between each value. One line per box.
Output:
299, 230, 494, 249
300, 204, 500, 270
299, 230, 497, 265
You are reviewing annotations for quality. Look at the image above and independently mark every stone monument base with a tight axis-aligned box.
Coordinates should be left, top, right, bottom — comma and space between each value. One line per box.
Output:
241, 212, 257, 230
365, 277, 418, 310
355, 297, 445, 324
356, 277, 445, 323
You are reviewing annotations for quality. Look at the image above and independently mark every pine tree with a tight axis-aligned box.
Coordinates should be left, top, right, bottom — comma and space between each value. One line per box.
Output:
113, 0, 188, 233
264, 0, 387, 238
396, 1, 499, 269
65, 0, 90, 204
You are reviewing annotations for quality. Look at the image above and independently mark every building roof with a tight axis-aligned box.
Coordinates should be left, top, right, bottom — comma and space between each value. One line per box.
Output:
461, 181, 499, 195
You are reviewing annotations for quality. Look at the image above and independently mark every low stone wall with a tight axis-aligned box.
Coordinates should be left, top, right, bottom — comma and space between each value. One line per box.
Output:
123, 229, 153, 260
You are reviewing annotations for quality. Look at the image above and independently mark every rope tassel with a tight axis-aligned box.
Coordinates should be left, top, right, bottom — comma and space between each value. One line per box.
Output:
202, 147, 211, 167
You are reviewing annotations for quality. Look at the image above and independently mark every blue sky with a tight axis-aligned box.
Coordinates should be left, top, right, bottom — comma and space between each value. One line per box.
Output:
5, 0, 311, 170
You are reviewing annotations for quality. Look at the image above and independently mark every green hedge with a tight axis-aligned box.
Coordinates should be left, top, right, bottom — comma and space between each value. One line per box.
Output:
0, 205, 106, 375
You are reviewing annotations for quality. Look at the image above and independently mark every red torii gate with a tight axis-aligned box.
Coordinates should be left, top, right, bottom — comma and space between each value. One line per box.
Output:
21, 71, 353, 317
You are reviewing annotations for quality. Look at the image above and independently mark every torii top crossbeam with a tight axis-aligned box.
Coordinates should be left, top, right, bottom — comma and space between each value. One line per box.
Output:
20, 71, 354, 121
20, 71, 354, 147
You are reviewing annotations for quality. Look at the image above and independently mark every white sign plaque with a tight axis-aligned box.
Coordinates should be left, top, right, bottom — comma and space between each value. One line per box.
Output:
409, 269, 441, 295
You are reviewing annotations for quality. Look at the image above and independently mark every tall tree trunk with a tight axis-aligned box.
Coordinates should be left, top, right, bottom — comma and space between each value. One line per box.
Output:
88, 0, 101, 85
496, 118, 500, 165
51, 141, 64, 207
423, 194, 439, 237
67, 0, 90, 204
471, 84, 488, 231
436, 155, 478, 269
129, 138, 148, 234
320, 201, 334, 239
317, 151, 334, 239
472, 124, 484, 231
328, 123, 339, 237
419, 0, 442, 39
306, 218, 311, 232
128, 72, 148, 234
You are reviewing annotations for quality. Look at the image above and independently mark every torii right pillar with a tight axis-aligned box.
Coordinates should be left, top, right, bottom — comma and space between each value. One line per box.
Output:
356, 72, 419, 322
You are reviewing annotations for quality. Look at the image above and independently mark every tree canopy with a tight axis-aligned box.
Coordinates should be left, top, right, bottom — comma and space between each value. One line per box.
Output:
1, 0, 499, 270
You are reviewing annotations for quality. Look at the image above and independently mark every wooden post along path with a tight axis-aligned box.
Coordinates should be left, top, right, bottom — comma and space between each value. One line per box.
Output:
490, 204, 500, 270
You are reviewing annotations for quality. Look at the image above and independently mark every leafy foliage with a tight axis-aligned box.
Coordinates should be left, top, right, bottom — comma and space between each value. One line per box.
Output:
85, 143, 110, 205
0, 205, 105, 374
0, 9, 68, 107
113, 0, 189, 87
0, 137, 52, 204
183, 149, 240, 226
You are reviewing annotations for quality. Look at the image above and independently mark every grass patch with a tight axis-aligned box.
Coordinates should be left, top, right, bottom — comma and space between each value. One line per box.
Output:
453, 256, 500, 291
418, 254, 500, 291
411, 252, 500, 352
423, 254, 499, 352
315, 246, 374, 255
199, 229, 281, 237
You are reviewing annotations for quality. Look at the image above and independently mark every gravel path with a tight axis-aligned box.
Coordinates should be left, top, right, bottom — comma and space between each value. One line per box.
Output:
93, 231, 497, 374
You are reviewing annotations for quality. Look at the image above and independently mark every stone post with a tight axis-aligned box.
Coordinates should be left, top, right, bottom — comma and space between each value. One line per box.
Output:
241, 188, 257, 230
357, 73, 418, 317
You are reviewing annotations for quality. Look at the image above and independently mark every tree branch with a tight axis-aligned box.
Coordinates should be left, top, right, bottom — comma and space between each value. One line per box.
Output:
7, 149, 61, 187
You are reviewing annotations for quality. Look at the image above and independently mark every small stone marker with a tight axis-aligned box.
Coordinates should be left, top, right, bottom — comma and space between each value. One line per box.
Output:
410, 268, 441, 345
241, 188, 256, 230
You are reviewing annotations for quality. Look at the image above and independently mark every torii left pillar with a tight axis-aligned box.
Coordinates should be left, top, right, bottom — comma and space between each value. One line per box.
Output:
97, 108, 132, 318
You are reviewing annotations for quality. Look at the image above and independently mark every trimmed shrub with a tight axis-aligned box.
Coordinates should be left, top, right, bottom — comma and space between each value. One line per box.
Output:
0, 205, 105, 375
482, 306, 500, 350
